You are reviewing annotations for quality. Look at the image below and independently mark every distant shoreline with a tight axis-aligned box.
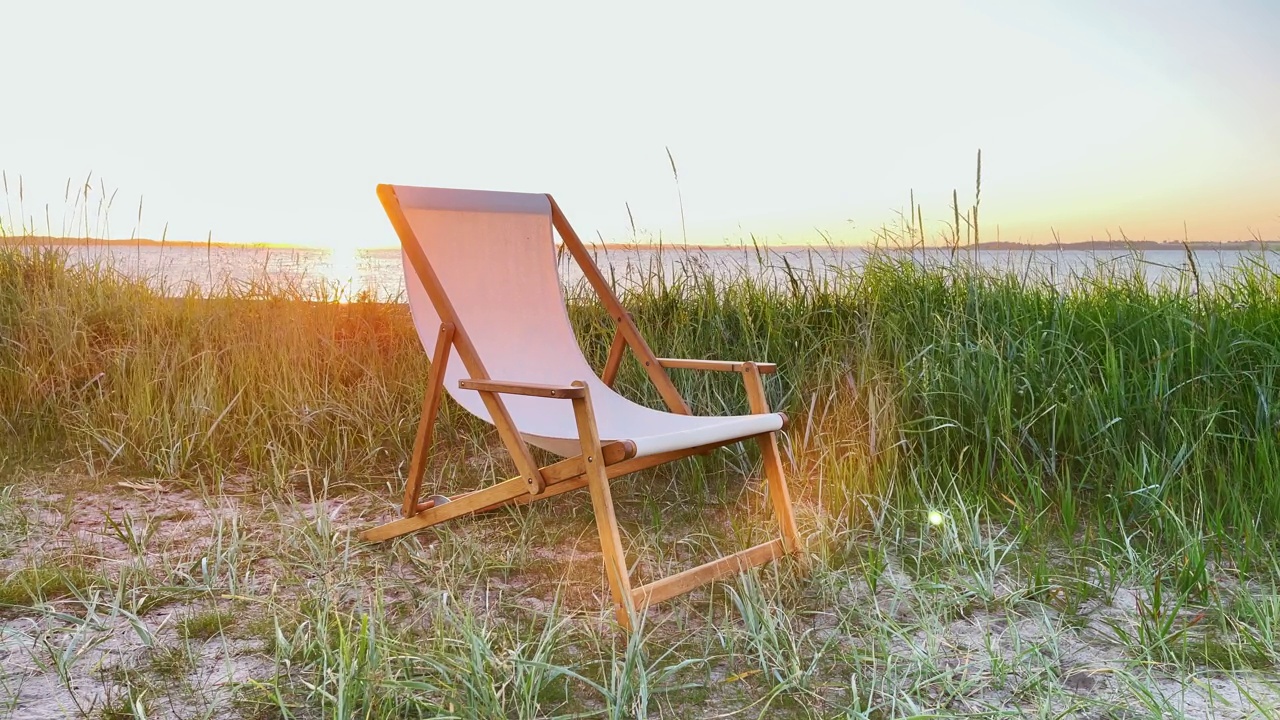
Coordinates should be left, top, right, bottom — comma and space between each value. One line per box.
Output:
1, 236, 308, 250
3, 235, 1277, 253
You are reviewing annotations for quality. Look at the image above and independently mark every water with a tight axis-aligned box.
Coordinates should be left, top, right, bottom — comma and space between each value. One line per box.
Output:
29, 241, 1280, 300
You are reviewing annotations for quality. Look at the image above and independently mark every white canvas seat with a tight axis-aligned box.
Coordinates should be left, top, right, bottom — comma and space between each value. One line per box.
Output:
363, 184, 802, 631
396, 185, 785, 459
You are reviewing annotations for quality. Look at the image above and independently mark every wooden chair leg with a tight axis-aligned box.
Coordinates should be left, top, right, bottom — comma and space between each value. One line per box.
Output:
757, 432, 801, 553
403, 323, 455, 517
570, 381, 636, 629
742, 363, 802, 553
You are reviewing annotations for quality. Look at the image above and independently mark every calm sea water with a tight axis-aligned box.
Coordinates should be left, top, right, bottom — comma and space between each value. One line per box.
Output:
37, 242, 1280, 300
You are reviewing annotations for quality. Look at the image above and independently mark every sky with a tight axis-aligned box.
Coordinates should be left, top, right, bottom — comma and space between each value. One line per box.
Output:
2, 0, 1278, 248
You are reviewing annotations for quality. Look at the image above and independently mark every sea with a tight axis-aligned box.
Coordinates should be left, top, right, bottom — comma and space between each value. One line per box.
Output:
26, 241, 1280, 301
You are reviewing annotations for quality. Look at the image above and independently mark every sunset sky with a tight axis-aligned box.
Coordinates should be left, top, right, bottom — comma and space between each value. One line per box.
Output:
3, 1, 1278, 248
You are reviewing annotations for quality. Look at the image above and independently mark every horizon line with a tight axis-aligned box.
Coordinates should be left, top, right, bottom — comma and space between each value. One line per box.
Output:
4, 235, 1279, 253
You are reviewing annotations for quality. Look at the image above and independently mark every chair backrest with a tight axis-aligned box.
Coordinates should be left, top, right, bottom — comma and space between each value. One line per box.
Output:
390, 185, 603, 427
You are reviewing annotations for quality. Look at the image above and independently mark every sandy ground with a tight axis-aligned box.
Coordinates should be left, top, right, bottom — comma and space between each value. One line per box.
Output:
1, 467, 1278, 719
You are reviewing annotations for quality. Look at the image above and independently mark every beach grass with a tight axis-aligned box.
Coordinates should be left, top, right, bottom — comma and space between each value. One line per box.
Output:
1, 243, 1279, 717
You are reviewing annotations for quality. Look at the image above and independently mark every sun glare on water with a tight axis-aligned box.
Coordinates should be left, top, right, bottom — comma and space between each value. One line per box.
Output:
316, 243, 366, 301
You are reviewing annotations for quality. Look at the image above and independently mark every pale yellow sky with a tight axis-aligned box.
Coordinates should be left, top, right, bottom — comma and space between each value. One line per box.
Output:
3, 1, 1277, 247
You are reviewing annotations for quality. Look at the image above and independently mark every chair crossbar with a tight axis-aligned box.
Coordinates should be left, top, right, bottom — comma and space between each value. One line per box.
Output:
632, 538, 785, 610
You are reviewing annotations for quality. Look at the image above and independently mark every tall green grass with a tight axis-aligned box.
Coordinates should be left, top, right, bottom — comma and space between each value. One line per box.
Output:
5, 242, 1280, 717
2, 244, 1279, 558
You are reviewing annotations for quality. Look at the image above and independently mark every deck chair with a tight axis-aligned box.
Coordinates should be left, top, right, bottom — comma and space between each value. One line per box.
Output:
361, 185, 802, 629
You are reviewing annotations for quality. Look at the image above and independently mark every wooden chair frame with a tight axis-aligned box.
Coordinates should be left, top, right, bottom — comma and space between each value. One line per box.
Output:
361, 186, 801, 630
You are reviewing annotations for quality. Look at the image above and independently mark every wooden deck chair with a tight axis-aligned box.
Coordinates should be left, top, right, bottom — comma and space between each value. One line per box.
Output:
362, 185, 802, 629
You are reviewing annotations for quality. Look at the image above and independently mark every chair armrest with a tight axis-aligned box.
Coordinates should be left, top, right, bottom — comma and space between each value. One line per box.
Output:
657, 358, 777, 375
459, 378, 586, 399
